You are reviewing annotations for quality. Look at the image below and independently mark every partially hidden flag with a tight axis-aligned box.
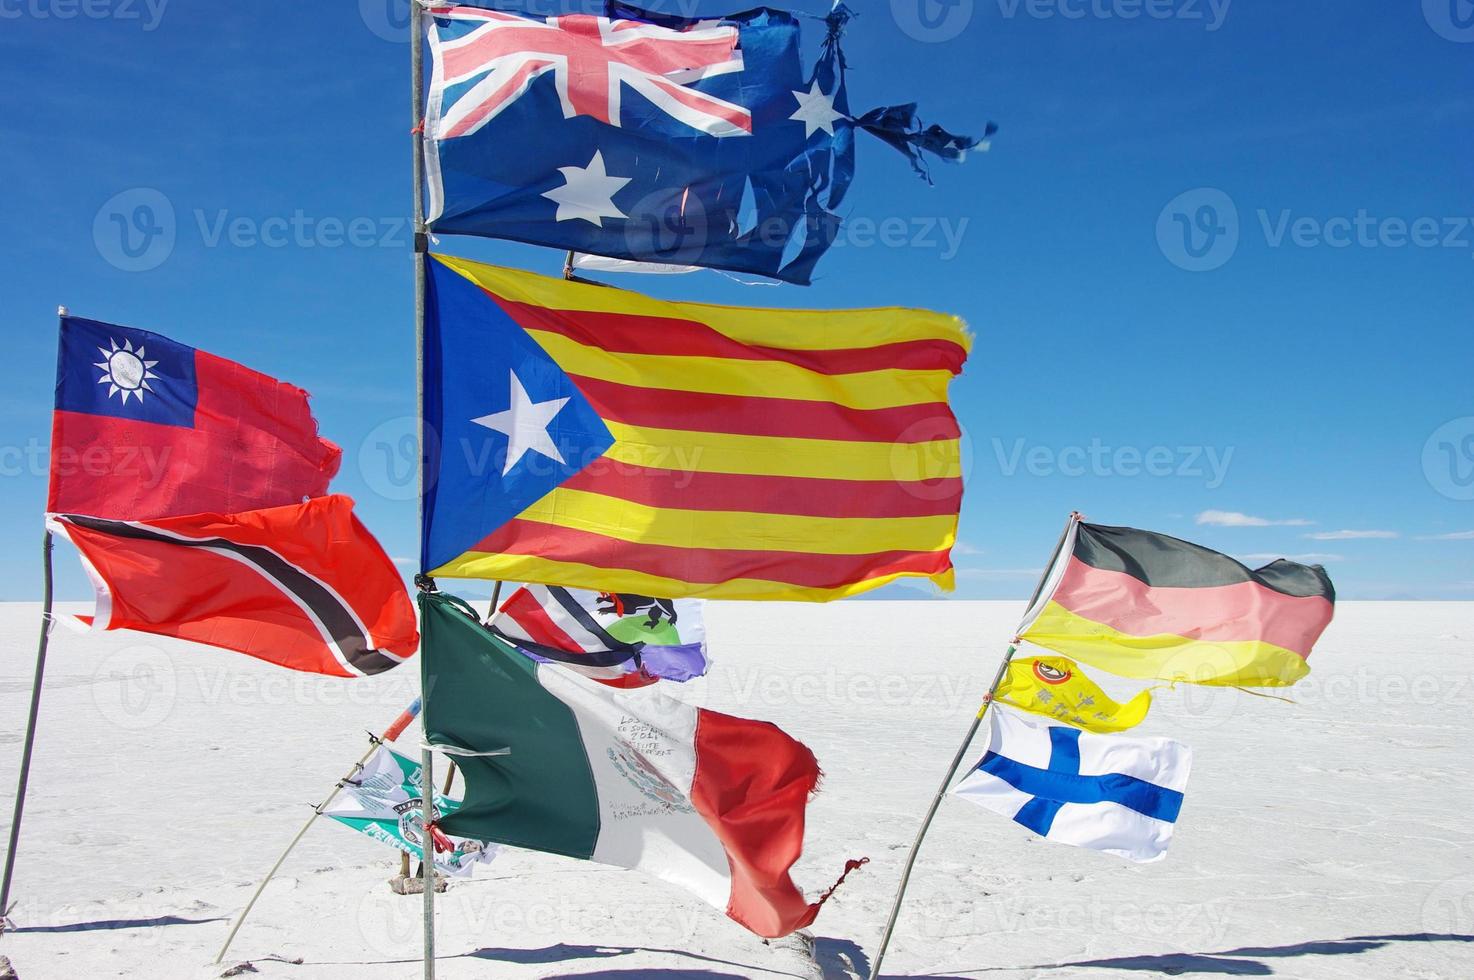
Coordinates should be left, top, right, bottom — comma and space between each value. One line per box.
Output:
420, 591, 860, 938
421, 254, 969, 601
323, 743, 498, 877
50, 315, 340, 520
996, 655, 1151, 734
423, 2, 985, 284
490, 584, 708, 688
953, 706, 1192, 863
48, 495, 417, 678
1018, 520, 1335, 687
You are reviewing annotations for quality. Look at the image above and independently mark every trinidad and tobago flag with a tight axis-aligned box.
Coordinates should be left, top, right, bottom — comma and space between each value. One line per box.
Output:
49, 315, 340, 520
48, 495, 417, 678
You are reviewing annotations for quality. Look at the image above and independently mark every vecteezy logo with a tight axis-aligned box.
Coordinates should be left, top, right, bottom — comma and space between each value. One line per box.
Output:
1422, 417, 1474, 501
1156, 188, 1239, 272
891, 0, 974, 43
359, 415, 428, 502
92, 645, 177, 730
93, 188, 176, 273
1424, 0, 1474, 42
360, 0, 412, 42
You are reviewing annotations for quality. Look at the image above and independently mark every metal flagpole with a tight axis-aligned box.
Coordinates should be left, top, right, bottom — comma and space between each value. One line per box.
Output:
214, 700, 423, 964
409, 2, 436, 977
866, 512, 1080, 980
0, 527, 56, 934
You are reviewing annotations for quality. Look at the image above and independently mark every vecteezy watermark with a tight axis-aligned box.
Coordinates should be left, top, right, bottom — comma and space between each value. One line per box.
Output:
891, 0, 975, 43
994, 0, 1230, 31
92, 645, 178, 731
359, 0, 411, 42
991, 437, 1235, 489
93, 188, 412, 271
1423, 0, 1474, 42
1422, 874, 1474, 967
915, 894, 1235, 946
0, 0, 168, 31
1158, 188, 1474, 271
1156, 188, 1240, 272
1423, 417, 1474, 501
94, 187, 176, 273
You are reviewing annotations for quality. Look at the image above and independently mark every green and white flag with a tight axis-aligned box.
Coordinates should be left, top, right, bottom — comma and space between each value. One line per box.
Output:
323, 743, 498, 877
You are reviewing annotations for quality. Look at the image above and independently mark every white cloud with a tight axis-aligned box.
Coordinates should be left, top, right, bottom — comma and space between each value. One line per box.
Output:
390, 556, 417, 566
1196, 510, 1313, 527
1240, 552, 1344, 564
951, 541, 984, 555
1302, 530, 1399, 541
1416, 530, 1474, 541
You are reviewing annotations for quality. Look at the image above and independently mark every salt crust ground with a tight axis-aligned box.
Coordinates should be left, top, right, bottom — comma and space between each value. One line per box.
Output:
0, 601, 1471, 978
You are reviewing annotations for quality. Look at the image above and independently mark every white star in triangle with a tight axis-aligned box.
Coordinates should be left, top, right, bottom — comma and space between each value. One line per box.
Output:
471, 372, 572, 476
789, 81, 846, 138
542, 151, 631, 226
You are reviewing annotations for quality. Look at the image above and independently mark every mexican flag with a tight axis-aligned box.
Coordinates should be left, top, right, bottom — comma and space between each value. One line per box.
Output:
420, 592, 851, 938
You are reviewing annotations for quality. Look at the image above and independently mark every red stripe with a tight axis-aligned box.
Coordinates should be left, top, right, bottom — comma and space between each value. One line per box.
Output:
690, 708, 821, 938
470, 520, 951, 590
502, 587, 584, 652
493, 296, 967, 375
569, 373, 959, 443
1051, 556, 1334, 657
559, 464, 962, 519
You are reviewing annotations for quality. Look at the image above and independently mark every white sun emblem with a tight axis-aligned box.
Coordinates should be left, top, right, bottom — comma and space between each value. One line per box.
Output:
93, 337, 160, 405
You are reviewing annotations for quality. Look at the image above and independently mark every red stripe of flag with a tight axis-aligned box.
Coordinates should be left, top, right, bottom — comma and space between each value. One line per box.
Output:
471, 519, 952, 590
1052, 555, 1334, 657
558, 465, 963, 519
501, 586, 585, 651
494, 296, 968, 375
568, 374, 959, 443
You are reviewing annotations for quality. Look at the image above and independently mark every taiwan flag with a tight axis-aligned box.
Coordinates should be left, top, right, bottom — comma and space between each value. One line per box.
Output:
48, 316, 341, 520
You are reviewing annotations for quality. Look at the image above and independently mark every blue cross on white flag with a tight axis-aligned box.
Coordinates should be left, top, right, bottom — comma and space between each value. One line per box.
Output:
953, 706, 1192, 863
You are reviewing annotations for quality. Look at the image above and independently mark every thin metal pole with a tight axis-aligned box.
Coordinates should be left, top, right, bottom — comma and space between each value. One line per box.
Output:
410, 4, 434, 978
214, 700, 423, 964
867, 512, 1080, 980
420, 747, 435, 978
0, 530, 55, 934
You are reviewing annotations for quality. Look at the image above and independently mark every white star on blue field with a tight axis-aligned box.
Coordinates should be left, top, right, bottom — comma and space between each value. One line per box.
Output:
0, 1, 1469, 601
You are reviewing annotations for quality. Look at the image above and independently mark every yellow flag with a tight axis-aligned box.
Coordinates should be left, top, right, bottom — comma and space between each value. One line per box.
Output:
996, 655, 1151, 733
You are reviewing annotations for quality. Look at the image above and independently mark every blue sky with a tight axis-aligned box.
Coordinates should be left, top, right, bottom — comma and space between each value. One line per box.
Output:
1, 0, 1470, 601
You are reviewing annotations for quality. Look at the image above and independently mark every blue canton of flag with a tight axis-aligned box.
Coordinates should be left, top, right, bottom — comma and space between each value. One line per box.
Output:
952, 706, 1192, 863
422, 2, 981, 284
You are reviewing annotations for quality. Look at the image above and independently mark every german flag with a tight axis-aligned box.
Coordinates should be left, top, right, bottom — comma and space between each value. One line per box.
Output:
1019, 520, 1335, 687
420, 254, 969, 601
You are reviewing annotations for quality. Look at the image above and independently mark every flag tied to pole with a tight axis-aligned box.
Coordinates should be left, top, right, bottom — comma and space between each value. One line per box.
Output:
996, 655, 1151, 734
1019, 520, 1336, 687
420, 254, 968, 600
953, 707, 1192, 863
423, 2, 986, 283
490, 583, 708, 688
420, 591, 857, 938
323, 743, 499, 877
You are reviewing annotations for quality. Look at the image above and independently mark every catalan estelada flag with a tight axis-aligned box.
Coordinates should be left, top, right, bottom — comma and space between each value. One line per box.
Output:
1018, 520, 1335, 687
420, 254, 968, 600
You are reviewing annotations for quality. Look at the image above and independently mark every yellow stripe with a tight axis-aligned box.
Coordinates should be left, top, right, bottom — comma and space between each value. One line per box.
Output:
528, 329, 953, 410
603, 422, 961, 482
1021, 601, 1311, 688
518, 487, 955, 555
433, 253, 971, 352
429, 551, 956, 602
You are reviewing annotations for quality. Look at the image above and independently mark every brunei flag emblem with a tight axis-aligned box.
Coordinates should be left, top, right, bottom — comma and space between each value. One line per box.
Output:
419, 254, 969, 601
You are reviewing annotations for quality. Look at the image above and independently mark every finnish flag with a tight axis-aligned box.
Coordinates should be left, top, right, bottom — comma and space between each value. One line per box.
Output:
953, 706, 1192, 863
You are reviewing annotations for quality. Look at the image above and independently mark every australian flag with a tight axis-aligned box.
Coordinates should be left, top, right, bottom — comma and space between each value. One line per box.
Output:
423, 2, 985, 284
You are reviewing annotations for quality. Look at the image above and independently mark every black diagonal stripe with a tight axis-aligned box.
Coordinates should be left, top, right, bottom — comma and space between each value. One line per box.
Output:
488, 630, 641, 670
1075, 523, 1336, 601
548, 587, 643, 652
62, 514, 401, 676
